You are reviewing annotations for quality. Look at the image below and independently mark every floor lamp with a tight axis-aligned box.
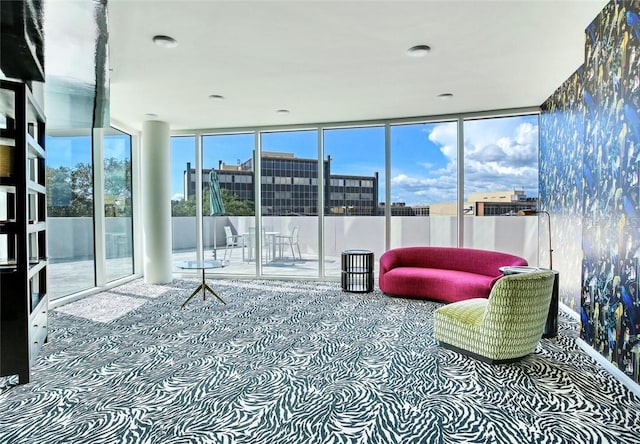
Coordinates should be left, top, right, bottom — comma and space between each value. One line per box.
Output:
517, 208, 552, 269
517, 208, 557, 338
537, 210, 553, 270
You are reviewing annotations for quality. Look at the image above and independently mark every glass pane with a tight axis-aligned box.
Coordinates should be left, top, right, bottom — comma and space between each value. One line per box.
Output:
202, 133, 255, 276
104, 127, 133, 282
46, 131, 95, 298
323, 126, 384, 278
170, 136, 196, 266
260, 130, 319, 277
390, 121, 458, 248
462, 115, 539, 264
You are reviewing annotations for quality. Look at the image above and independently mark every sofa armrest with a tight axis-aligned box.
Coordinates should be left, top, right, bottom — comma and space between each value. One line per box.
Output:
379, 249, 399, 275
379, 249, 401, 290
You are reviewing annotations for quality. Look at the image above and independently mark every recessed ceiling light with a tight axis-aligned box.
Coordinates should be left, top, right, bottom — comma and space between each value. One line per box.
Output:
438, 93, 454, 99
209, 94, 225, 101
276, 109, 290, 115
153, 35, 178, 48
144, 113, 158, 119
407, 44, 431, 57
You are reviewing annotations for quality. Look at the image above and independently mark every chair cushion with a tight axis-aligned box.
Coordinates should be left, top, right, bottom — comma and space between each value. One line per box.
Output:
434, 298, 487, 349
435, 298, 487, 327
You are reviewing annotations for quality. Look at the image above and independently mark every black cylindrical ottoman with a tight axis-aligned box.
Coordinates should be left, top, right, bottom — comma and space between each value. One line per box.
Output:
341, 249, 374, 293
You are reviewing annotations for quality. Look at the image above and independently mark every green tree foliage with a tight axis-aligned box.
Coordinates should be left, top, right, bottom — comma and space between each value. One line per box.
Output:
46, 162, 94, 217
171, 188, 254, 217
171, 194, 198, 217
47, 159, 253, 218
47, 158, 132, 217
220, 189, 254, 216
104, 157, 132, 217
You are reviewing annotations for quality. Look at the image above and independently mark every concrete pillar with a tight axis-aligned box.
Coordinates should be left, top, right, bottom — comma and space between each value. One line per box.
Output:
141, 120, 172, 283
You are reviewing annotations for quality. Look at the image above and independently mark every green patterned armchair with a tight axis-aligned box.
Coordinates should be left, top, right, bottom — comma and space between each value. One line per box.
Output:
434, 270, 555, 364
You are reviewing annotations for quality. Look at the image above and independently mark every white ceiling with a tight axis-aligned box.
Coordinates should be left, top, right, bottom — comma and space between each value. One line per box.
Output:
107, 0, 608, 132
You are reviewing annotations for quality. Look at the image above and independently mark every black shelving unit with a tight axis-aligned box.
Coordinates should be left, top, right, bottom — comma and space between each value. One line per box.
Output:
0, 79, 48, 385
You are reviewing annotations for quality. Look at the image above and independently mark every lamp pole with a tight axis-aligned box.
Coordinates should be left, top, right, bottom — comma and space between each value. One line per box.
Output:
516, 208, 553, 270
538, 210, 552, 270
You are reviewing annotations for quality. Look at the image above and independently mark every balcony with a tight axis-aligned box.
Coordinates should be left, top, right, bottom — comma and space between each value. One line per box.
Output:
47, 215, 539, 299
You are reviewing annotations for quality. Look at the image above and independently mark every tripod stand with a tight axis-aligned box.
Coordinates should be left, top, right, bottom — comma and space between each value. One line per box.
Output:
179, 261, 226, 308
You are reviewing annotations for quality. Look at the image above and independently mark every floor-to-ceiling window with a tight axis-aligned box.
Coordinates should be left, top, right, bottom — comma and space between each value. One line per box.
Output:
46, 131, 95, 299
390, 121, 458, 248
104, 127, 133, 282
260, 129, 319, 277
170, 136, 196, 261
171, 111, 541, 283
202, 133, 255, 275
322, 126, 385, 277
462, 114, 539, 264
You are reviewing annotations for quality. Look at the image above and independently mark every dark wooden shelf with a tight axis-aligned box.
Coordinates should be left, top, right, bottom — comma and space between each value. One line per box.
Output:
0, 128, 15, 139
0, 79, 47, 385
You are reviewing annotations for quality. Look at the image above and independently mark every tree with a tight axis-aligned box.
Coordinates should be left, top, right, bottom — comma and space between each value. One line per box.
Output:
46, 163, 94, 217
47, 166, 72, 211
172, 188, 254, 216
171, 195, 197, 216
47, 158, 253, 218
220, 189, 254, 216
47, 158, 133, 217
104, 157, 132, 216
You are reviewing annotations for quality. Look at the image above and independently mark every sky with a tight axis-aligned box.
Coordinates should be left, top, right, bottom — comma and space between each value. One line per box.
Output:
171, 114, 539, 205
47, 133, 131, 168
46, 114, 539, 207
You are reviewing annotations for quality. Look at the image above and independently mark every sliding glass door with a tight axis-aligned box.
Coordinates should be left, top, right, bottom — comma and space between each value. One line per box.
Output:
389, 121, 458, 248
104, 128, 133, 282
46, 131, 95, 299
322, 126, 384, 278
462, 115, 539, 264
170, 136, 196, 263
202, 133, 255, 275
260, 130, 319, 278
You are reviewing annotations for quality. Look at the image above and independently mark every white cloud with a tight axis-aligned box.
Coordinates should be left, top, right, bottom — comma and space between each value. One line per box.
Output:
516, 121, 537, 147
463, 119, 538, 195
418, 161, 435, 169
428, 122, 458, 162
392, 117, 538, 205
391, 170, 457, 204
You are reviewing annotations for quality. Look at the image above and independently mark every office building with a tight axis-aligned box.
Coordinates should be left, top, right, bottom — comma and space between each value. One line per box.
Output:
183, 152, 379, 215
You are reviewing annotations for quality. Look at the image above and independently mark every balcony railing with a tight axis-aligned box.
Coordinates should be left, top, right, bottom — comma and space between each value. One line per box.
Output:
47, 215, 539, 298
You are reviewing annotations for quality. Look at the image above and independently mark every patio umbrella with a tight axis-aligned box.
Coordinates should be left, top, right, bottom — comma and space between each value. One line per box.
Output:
210, 170, 226, 259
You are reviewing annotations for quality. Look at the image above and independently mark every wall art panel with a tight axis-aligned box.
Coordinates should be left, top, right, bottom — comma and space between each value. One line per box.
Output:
540, 69, 585, 312
581, 1, 640, 383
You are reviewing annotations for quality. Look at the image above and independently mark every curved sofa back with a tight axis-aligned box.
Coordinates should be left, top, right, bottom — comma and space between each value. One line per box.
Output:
379, 246, 528, 278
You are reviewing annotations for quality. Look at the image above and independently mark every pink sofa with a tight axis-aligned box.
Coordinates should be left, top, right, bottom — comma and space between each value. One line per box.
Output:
379, 247, 528, 303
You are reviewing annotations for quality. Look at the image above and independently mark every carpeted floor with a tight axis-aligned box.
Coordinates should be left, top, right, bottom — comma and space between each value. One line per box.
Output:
1, 279, 639, 443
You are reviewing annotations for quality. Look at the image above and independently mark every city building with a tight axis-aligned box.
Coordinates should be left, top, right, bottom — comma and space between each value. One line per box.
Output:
183, 152, 379, 216
429, 190, 537, 216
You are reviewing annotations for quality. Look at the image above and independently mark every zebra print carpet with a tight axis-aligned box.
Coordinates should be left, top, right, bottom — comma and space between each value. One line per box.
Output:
1, 279, 639, 443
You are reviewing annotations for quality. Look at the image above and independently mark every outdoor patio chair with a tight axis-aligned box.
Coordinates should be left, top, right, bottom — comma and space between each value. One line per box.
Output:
274, 226, 301, 260
223, 226, 244, 262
